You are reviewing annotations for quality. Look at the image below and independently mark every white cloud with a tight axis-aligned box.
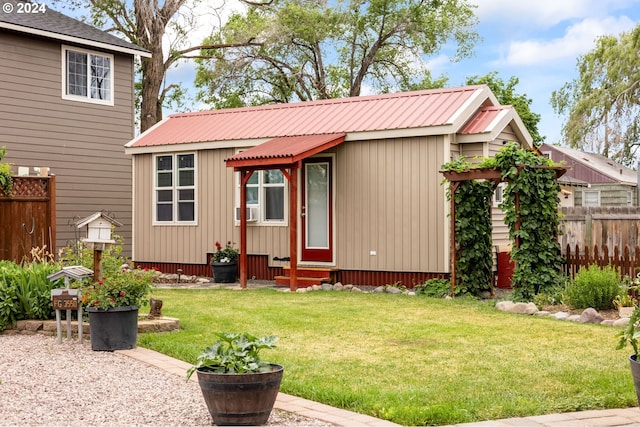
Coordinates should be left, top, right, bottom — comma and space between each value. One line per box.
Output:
500, 15, 636, 66
473, 0, 638, 28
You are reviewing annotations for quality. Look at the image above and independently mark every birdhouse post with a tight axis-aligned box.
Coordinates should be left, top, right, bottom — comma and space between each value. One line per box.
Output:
75, 212, 122, 282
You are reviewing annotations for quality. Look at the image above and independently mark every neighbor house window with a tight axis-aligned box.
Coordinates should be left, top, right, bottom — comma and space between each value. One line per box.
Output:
154, 153, 196, 223
583, 190, 600, 207
493, 183, 505, 207
62, 46, 113, 104
236, 169, 287, 224
628, 191, 633, 206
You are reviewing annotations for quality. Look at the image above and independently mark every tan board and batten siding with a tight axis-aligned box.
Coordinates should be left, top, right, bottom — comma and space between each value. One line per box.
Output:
0, 31, 135, 254
133, 136, 449, 272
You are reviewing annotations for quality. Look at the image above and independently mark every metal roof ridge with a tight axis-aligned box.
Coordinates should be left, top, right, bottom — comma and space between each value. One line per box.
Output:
167, 85, 486, 119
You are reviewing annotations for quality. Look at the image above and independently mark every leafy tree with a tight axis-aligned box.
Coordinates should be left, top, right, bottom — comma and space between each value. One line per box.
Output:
195, 0, 479, 107
53, 0, 266, 132
466, 72, 544, 145
551, 25, 640, 167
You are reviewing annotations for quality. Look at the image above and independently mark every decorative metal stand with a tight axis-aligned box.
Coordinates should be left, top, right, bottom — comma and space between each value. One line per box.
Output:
48, 265, 93, 343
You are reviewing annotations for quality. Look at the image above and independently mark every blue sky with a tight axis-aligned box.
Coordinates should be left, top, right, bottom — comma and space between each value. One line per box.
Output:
434, 0, 640, 145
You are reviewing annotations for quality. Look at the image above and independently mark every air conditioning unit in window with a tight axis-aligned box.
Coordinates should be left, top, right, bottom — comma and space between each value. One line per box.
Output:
235, 206, 258, 222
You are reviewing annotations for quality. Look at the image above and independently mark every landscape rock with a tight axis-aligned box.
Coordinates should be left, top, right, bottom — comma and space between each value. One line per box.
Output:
386, 287, 402, 294
496, 301, 515, 311
321, 283, 334, 291
553, 312, 570, 320
511, 302, 538, 315
614, 317, 631, 328
333, 283, 344, 291
373, 286, 385, 293
579, 308, 604, 324
566, 315, 581, 322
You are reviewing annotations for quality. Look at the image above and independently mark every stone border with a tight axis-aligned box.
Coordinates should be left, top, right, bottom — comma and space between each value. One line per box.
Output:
1, 316, 180, 336
496, 300, 630, 327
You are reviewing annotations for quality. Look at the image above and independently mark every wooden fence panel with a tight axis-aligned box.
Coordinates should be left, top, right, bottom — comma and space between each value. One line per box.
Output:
559, 207, 640, 255
563, 243, 640, 279
0, 176, 55, 263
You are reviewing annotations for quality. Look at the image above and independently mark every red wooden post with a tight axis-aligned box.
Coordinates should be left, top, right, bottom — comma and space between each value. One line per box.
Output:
289, 166, 299, 291
238, 170, 253, 289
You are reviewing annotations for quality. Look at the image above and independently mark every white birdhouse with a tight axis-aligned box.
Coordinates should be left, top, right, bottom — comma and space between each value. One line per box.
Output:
76, 212, 122, 244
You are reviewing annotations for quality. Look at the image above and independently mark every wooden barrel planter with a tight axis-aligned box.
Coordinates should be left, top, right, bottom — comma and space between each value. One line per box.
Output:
196, 363, 284, 426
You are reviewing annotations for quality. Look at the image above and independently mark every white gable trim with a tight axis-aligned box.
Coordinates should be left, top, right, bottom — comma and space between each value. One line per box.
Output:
0, 22, 151, 57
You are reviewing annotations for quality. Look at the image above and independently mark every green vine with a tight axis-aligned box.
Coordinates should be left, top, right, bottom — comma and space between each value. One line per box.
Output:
442, 143, 563, 299
0, 146, 13, 196
451, 180, 496, 295
494, 142, 563, 300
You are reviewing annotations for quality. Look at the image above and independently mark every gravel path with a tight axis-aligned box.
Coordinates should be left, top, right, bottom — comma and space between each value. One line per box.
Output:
0, 334, 330, 426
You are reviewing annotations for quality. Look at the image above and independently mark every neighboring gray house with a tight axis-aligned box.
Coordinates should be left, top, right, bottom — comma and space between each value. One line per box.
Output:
0, 0, 150, 255
540, 144, 638, 207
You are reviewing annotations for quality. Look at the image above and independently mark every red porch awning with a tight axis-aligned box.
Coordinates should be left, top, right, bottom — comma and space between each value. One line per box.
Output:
225, 133, 346, 169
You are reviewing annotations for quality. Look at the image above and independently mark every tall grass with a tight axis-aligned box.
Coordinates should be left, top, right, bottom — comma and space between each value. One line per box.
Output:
139, 288, 634, 426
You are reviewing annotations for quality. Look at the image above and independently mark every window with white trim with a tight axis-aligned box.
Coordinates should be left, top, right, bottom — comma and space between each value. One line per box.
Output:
493, 183, 505, 207
628, 191, 633, 207
62, 46, 113, 104
236, 169, 287, 224
154, 153, 196, 223
583, 190, 600, 207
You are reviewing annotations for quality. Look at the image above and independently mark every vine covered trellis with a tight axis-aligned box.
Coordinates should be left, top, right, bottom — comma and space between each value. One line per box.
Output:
441, 142, 566, 299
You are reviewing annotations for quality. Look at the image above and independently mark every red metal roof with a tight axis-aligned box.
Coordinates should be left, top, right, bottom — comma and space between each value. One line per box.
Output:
459, 106, 511, 134
128, 86, 489, 148
225, 133, 346, 168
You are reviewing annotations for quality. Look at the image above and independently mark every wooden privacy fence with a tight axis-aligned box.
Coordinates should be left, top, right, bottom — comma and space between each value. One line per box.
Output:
0, 176, 56, 263
562, 244, 640, 279
559, 207, 640, 255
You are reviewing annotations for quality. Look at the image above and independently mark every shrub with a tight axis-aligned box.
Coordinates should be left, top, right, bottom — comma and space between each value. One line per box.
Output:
0, 258, 62, 331
563, 264, 622, 310
414, 278, 455, 298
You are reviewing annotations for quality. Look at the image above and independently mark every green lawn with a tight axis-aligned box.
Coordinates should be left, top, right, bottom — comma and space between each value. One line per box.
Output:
138, 288, 635, 426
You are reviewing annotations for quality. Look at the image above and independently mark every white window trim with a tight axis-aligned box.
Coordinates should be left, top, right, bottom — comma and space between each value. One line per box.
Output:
582, 189, 601, 207
61, 45, 115, 106
153, 152, 198, 225
493, 183, 505, 207
235, 169, 289, 227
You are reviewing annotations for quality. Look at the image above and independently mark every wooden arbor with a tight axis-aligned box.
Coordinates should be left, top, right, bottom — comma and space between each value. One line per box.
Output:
441, 166, 566, 296
225, 133, 345, 290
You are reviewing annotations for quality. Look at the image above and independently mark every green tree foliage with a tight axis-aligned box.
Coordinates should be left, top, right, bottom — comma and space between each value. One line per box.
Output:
195, 0, 479, 107
52, 0, 265, 132
466, 72, 544, 145
551, 25, 640, 167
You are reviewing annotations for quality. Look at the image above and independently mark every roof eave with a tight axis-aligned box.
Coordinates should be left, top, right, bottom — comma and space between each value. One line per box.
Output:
0, 21, 151, 57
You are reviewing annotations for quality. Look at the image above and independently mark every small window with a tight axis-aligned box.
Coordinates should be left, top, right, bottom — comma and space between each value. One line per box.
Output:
583, 190, 600, 207
154, 153, 196, 224
628, 191, 633, 207
236, 169, 287, 224
493, 183, 505, 207
62, 46, 113, 105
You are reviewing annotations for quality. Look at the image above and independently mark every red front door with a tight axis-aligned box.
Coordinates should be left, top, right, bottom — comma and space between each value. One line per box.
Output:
301, 158, 333, 262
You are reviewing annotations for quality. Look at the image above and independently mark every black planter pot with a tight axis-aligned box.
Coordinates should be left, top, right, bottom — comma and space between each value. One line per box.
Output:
196, 364, 284, 426
630, 355, 640, 406
86, 306, 139, 351
211, 261, 238, 283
